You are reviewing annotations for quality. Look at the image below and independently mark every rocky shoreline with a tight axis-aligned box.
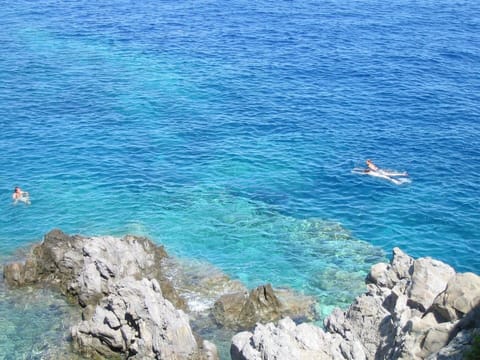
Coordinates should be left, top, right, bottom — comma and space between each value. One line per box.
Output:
3, 229, 479, 359
231, 248, 480, 360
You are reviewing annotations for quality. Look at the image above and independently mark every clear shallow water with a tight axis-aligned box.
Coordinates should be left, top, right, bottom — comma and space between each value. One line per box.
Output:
1, 0, 479, 357
0, 276, 82, 359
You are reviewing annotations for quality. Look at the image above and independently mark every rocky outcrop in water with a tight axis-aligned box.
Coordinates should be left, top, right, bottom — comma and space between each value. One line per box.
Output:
9, 230, 477, 359
3, 229, 316, 359
71, 277, 200, 359
3, 228, 185, 309
231, 248, 480, 360
3, 229, 212, 359
213, 284, 316, 330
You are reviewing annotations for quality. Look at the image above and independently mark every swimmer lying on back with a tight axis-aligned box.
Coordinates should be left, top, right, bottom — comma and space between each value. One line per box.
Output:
363, 160, 409, 185
365, 159, 408, 177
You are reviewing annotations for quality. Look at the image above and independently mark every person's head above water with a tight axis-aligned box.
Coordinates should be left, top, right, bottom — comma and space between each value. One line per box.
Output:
366, 159, 379, 171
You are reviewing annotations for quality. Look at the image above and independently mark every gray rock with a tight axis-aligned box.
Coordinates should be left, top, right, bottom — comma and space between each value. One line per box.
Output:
232, 317, 344, 360
391, 247, 414, 280
213, 291, 249, 328
213, 284, 316, 330
3, 229, 184, 309
407, 257, 455, 312
201, 340, 219, 360
231, 248, 480, 360
427, 329, 478, 360
431, 272, 480, 322
3, 229, 217, 359
72, 278, 198, 359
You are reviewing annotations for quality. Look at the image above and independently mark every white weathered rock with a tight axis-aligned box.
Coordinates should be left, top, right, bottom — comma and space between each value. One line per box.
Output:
231, 249, 480, 360
432, 272, 480, 322
202, 340, 219, 360
72, 277, 198, 359
4, 229, 180, 306
368, 262, 392, 288
408, 257, 455, 312
3, 229, 216, 359
231, 316, 359, 360
391, 247, 414, 280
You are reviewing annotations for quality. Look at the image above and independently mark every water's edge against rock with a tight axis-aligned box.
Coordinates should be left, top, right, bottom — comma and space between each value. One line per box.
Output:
3, 230, 479, 359
231, 247, 480, 360
3, 229, 206, 359
2, 229, 316, 359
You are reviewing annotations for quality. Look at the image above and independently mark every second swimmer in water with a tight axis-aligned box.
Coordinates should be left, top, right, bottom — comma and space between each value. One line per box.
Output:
12, 186, 31, 205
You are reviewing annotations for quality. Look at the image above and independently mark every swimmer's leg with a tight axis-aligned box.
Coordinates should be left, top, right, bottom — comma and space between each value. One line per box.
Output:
387, 177, 402, 185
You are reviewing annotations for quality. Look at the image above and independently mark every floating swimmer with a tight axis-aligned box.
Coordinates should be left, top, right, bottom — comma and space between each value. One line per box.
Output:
353, 160, 410, 185
366, 159, 408, 176
12, 186, 31, 205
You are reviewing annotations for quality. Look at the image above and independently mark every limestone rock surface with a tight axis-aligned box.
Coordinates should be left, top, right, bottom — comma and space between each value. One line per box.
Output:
231, 248, 480, 360
3, 229, 184, 308
3, 229, 215, 359
213, 284, 316, 330
71, 277, 198, 359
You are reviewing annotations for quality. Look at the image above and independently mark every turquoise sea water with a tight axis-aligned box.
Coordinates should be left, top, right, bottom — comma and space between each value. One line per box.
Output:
1, 0, 479, 357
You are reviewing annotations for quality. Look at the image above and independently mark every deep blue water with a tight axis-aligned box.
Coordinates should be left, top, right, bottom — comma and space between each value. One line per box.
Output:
1, 0, 479, 357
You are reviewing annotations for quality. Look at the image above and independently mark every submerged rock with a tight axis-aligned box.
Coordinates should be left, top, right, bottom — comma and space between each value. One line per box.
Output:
231, 248, 480, 360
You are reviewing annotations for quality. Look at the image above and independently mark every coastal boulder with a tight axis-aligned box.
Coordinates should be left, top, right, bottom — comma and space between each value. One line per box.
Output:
3, 229, 184, 309
2, 229, 219, 359
231, 317, 356, 360
407, 257, 455, 312
212, 284, 316, 330
71, 277, 199, 359
231, 248, 480, 360
431, 272, 480, 322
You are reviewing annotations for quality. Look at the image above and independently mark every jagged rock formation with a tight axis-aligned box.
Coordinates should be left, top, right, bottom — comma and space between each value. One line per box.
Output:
213, 284, 316, 330
3, 228, 185, 309
71, 277, 200, 359
9, 229, 476, 360
2, 229, 316, 359
3, 229, 213, 359
231, 248, 480, 360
